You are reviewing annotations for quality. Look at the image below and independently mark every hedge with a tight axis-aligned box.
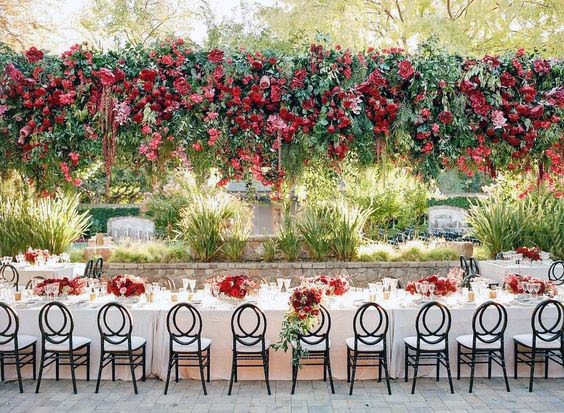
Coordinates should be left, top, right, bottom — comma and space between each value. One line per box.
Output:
80, 206, 141, 236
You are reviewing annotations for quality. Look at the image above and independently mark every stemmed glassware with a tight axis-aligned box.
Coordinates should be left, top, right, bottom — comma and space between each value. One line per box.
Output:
427, 283, 436, 299
276, 278, 284, 292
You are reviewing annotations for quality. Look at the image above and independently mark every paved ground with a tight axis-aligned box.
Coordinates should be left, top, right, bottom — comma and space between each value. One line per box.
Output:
0, 377, 563, 412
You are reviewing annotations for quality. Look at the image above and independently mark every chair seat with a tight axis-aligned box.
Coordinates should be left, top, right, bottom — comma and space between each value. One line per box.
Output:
173, 337, 211, 353
233, 337, 271, 353
456, 334, 502, 350
404, 335, 446, 351
291, 338, 331, 352
346, 337, 384, 352
0, 335, 37, 352
513, 333, 562, 350
104, 336, 146, 352
45, 336, 91, 352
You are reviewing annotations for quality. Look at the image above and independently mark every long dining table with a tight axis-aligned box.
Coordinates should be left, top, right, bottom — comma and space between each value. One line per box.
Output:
5, 290, 564, 383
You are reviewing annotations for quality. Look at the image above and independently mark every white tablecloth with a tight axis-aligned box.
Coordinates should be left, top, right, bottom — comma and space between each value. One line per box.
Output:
15, 264, 79, 287
480, 260, 552, 284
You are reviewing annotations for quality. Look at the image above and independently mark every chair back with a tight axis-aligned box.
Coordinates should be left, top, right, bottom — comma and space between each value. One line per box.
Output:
298, 305, 331, 348
25, 276, 45, 290
469, 258, 480, 275
0, 302, 19, 350
461, 273, 480, 289
531, 299, 564, 348
231, 303, 267, 351
472, 301, 507, 346
93, 257, 104, 278
352, 302, 388, 351
154, 276, 176, 290
83, 259, 94, 278
460, 256, 470, 277
548, 261, 564, 286
415, 301, 451, 347
1, 264, 19, 290
97, 302, 133, 349
167, 303, 203, 349
38, 301, 74, 349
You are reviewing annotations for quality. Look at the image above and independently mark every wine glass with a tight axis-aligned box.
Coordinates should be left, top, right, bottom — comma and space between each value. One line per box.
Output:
532, 283, 541, 298
420, 282, 429, 300
188, 279, 196, 293
182, 278, 190, 290
119, 287, 127, 300
428, 283, 436, 299
283, 278, 291, 292
276, 278, 284, 292
415, 282, 422, 297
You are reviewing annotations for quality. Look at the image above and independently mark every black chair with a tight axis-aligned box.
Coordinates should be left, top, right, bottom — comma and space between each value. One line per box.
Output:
0, 302, 37, 392
461, 273, 480, 289
548, 261, 564, 286
93, 257, 104, 278
346, 302, 391, 395
291, 305, 334, 394
228, 303, 270, 396
513, 299, 564, 392
1, 264, 20, 290
460, 256, 479, 278
154, 276, 176, 290
95, 302, 147, 394
456, 301, 510, 393
83, 259, 94, 278
164, 303, 211, 395
470, 258, 480, 275
24, 276, 45, 290
404, 301, 454, 394
36, 301, 91, 394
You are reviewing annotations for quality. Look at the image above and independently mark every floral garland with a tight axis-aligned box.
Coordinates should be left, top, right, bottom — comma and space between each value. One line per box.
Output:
107, 274, 146, 297
314, 274, 350, 296
33, 276, 86, 296
515, 246, 541, 261
504, 273, 558, 296
207, 274, 258, 300
24, 248, 49, 265
273, 284, 324, 367
406, 274, 458, 297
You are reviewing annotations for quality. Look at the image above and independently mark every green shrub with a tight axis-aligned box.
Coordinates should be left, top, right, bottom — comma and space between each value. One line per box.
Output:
109, 241, 190, 263
221, 217, 251, 261
394, 246, 425, 262
277, 214, 301, 261
262, 238, 277, 262
145, 194, 188, 238
297, 203, 334, 260
422, 247, 459, 261
81, 206, 140, 236
428, 197, 475, 210
357, 243, 394, 262
328, 201, 372, 261
69, 248, 86, 263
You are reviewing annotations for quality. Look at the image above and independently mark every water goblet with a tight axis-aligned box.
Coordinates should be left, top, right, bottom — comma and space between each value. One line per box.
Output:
182, 278, 190, 290
420, 282, 429, 301
532, 283, 541, 298
428, 283, 436, 299
276, 278, 284, 292
188, 279, 197, 293
119, 287, 127, 300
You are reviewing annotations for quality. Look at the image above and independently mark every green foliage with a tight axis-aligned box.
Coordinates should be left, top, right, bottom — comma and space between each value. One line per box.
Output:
297, 203, 334, 260
428, 197, 476, 210
221, 216, 252, 261
328, 201, 372, 261
0, 186, 90, 255
145, 194, 188, 238
262, 238, 277, 262
109, 240, 190, 263
277, 214, 301, 261
82, 206, 140, 235
357, 242, 459, 262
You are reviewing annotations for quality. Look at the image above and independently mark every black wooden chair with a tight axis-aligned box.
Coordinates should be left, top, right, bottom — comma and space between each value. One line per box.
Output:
0, 264, 20, 290
154, 276, 176, 290
291, 305, 334, 394
404, 301, 454, 394
0, 302, 37, 392
346, 302, 391, 395
513, 299, 564, 392
228, 303, 271, 396
83, 259, 94, 278
548, 261, 564, 286
456, 301, 510, 393
24, 276, 45, 290
36, 301, 91, 394
164, 303, 211, 395
95, 302, 147, 394
93, 257, 104, 278
460, 256, 480, 278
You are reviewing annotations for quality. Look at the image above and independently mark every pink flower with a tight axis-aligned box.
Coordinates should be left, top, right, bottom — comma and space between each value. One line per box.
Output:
398, 60, 414, 80
207, 128, 221, 145
25, 47, 44, 63
438, 111, 453, 124
208, 49, 224, 63
491, 110, 507, 129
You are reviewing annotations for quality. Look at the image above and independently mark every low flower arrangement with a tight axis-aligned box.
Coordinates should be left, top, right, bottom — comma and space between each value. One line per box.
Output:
406, 274, 458, 297
208, 274, 258, 300
273, 284, 325, 367
515, 247, 541, 261
504, 273, 558, 296
107, 274, 146, 297
33, 277, 86, 296
314, 274, 350, 296
25, 248, 50, 265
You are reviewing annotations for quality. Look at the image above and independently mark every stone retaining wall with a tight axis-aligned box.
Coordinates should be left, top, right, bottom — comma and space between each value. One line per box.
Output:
105, 261, 458, 288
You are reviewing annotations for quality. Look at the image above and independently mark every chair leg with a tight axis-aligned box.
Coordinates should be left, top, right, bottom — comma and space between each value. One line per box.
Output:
411, 351, 420, 394
326, 353, 335, 394
378, 356, 382, 383
445, 351, 454, 394
0, 355, 4, 381
95, 352, 104, 393
69, 351, 77, 395
86, 345, 90, 381
142, 345, 146, 382
323, 356, 327, 382
129, 351, 138, 394
228, 353, 236, 396
404, 345, 409, 382
55, 353, 60, 381
500, 349, 510, 392
32, 343, 37, 380
262, 351, 271, 396
456, 344, 461, 380
383, 357, 392, 396
514, 345, 518, 379
528, 350, 536, 392
349, 352, 357, 396
14, 351, 23, 393
291, 350, 298, 395
346, 349, 350, 383
487, 352, 492, 379
198, 352, 208, 396
436, 357, 440, 382
175, 353, 179, 383
469, 350, 477, 393
207, 349, 211, 382
544, 352, 549, 379
111, 355, 116, 381
35, 351, 45, 393
164, 353, 173, 395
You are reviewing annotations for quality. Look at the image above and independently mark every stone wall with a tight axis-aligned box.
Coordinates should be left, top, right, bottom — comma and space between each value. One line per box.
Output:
105, 261, 458, 288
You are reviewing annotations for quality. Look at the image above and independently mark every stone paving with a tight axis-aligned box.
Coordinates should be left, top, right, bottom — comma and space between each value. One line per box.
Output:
0, 377, 563, 412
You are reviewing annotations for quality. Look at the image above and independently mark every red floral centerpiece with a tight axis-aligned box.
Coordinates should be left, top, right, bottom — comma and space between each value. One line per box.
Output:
208, 274, 258, 301
314, 274, 350, 296
107, 274, 146, 297
33, 277, 86, 296
515, 247, 541, 261
406, 274, 458, 297
273, 284, 325, 366
24, 248, 50, 265
504, 273, 558, 296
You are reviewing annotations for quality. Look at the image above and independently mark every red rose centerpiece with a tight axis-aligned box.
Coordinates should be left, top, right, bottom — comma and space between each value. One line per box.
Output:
516, 247, 541, 261
274, 284, 325, 366
504, 273, 557, 297
314, 274, 350, 296
208, 274, 258, 302
24, 248, 50, 265
406, 274, 458, 297
107, 274, 146, 297
33, 277, 86, 297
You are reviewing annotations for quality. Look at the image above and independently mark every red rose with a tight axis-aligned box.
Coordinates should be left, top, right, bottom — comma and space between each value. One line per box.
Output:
500, 72, 516, 87
520, 85, 536, 103
139, 68, 157, 83
398, 60, 414, 80
98, 68, 116, 86
173, 77, 191, 95
208, 49, 224, 63
25, 47, 44, 63
438, 111, 453, 124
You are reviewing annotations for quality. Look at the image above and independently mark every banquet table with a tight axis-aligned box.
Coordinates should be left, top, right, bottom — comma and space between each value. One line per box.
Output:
479, 260, 552, 284
15, 264, 78, 288
3, 291, 563, 383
